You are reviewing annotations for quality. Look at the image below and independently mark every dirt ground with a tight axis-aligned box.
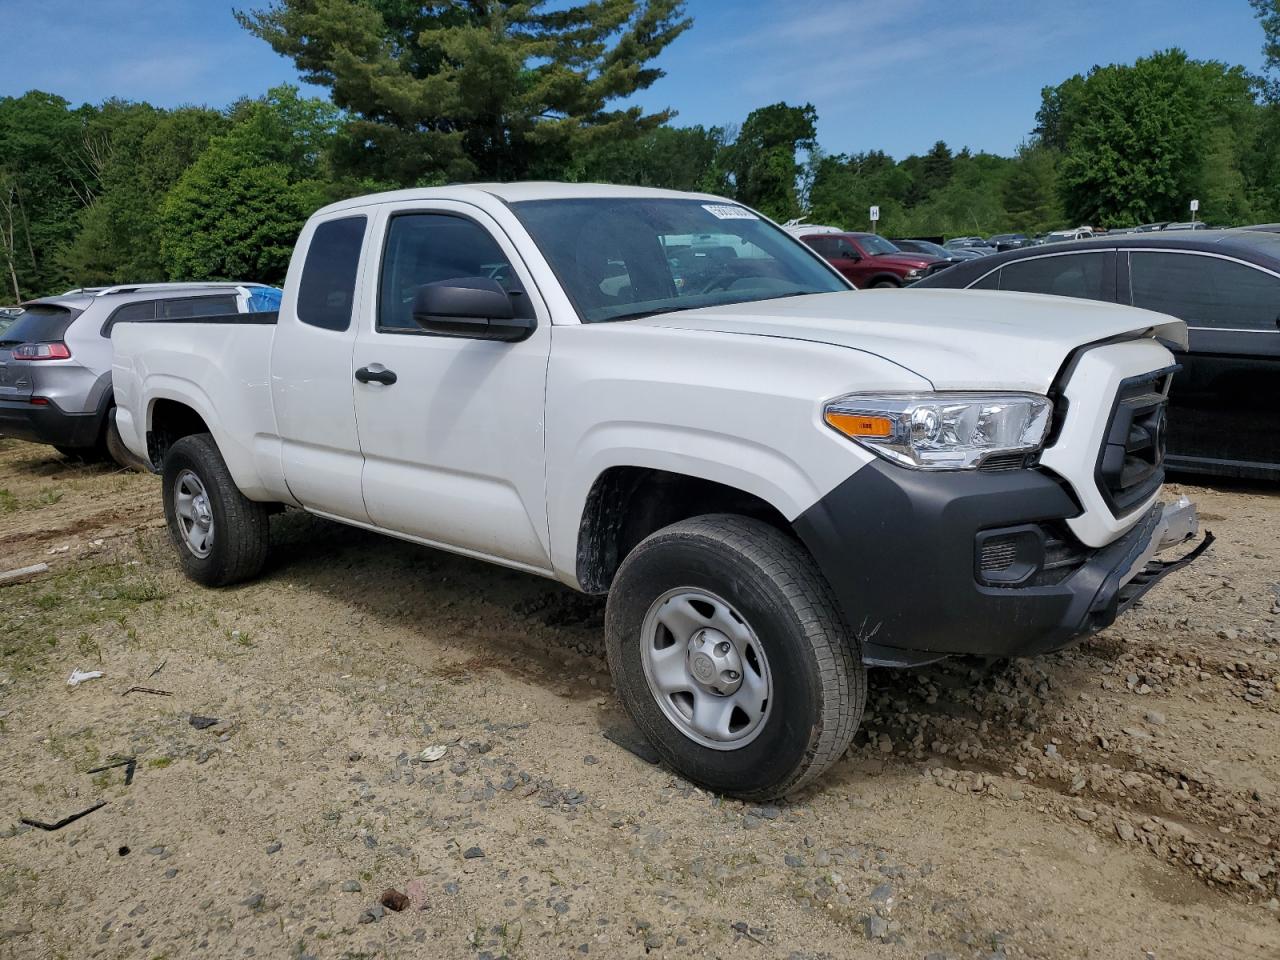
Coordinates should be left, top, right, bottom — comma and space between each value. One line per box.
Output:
1, 436, 1278, 960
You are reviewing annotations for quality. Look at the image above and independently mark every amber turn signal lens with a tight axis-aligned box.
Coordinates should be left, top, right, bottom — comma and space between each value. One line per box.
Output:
825, 411, 892, 438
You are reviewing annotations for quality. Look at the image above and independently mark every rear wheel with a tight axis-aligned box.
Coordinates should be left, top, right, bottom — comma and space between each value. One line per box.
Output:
161, 433, 269, 586
605, 514, 865, 800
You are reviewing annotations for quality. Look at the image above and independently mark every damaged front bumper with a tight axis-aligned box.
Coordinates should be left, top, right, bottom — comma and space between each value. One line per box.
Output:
792, 460, 1213, 667
1098, 496, 1214, 628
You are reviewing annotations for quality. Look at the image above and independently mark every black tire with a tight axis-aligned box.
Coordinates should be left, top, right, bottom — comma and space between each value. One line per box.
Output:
872, 279, 899, 288
161, 433, 269, 587
605, 514, 865, 800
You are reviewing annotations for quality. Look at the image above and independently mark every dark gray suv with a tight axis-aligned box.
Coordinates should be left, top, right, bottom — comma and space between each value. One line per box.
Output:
0, 283, 280, 463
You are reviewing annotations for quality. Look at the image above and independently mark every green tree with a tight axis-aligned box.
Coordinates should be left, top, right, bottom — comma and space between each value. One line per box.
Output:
908, 140, 954, 204
158, 87, 340, 282
236, 0, 690, 184
0, 91, 84, 299
1002, 143, 1063, 233
60, 105, 229, 286
1044, 50, 1257, 226
565, 124, 729, 192
808, 150, 911, 231
726, 102, 816, 220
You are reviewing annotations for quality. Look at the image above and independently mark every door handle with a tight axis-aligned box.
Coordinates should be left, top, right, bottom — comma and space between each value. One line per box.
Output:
355, 366, 397, 386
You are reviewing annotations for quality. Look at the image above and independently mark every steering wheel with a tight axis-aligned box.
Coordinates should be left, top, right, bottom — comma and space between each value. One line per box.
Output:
696, 264, 749, 295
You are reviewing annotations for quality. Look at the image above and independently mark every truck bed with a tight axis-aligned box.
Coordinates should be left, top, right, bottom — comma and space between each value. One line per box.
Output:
111, 315, 286, 501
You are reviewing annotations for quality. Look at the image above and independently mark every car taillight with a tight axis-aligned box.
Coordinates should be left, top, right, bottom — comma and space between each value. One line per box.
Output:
12, 342, 71, 360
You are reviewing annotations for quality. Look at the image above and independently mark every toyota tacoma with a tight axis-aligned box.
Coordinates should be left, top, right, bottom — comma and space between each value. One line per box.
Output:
111, 184, 1210, 799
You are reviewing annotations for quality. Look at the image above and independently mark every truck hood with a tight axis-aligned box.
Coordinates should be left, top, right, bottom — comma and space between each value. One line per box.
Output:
865, 253, 939, 270
628, 289, 1188, 393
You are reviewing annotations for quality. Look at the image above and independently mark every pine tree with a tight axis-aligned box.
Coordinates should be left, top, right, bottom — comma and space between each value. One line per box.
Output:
236, 0, 690, 183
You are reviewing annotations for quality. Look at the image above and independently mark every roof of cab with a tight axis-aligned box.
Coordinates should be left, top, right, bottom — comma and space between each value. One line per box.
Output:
312, 181, 735, 217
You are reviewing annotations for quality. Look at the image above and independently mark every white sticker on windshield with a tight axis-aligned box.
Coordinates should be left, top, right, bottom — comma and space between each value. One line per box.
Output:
701, 204, 758, 220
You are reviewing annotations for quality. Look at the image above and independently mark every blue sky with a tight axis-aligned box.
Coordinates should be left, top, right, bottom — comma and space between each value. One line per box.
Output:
0, 0, 1267, 159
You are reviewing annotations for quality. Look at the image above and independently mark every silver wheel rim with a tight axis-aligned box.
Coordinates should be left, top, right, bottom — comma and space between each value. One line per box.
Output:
639, 587, 773, 751
174, 469, 214, 558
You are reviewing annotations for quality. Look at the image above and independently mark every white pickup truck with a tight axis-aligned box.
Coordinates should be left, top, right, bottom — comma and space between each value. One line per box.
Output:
113, 183, 1209, 799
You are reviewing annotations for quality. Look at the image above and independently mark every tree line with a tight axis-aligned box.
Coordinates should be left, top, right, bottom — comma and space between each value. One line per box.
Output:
2, 0, 1279, 301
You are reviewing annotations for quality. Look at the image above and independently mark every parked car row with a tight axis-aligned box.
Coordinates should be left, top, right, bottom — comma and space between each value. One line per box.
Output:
0, 282, 281, 465
917, 229, 1280, 481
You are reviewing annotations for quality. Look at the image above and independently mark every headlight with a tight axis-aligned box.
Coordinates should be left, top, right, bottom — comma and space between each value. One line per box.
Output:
824, 393, 1053, 470
903, 269, 923, 282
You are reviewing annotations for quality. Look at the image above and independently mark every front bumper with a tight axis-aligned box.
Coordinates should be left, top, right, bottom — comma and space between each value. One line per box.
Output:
792, 460, 1211, 667
0, 398, 103, 448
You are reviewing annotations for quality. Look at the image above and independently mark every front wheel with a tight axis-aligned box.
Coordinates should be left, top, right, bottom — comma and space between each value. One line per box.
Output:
161, 433, 269, 586
605, 514, 865, 800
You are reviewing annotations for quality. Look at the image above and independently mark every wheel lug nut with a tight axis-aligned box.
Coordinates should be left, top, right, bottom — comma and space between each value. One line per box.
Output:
716, 641, 730, 655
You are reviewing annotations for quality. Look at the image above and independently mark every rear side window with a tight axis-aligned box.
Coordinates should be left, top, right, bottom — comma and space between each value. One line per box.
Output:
997, 252, 1107, 300
298, 216, 366, 331
159, 296, 238, 319
970, 269, 1001, 290
101, 300, 156, 336
1129, 252, 1280, 331
2, 304, 81, 344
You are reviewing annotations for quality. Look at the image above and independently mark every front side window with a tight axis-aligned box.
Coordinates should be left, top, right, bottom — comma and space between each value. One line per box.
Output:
298, 216, 367, 332
512, 198, 848, 323
377, 213, 527, 331
1129, 252, 1280, 331
997, 252, 1107, 300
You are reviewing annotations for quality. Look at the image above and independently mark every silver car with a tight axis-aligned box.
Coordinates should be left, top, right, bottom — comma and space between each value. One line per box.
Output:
0, 282, 280, 463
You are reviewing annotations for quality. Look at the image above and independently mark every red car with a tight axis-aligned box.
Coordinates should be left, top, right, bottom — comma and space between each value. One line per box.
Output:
800, 232, 944, 288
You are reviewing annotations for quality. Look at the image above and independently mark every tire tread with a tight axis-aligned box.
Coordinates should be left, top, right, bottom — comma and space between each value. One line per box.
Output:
607, 513, 865, 800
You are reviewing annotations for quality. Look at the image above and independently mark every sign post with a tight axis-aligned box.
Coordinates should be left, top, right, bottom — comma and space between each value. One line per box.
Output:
1190, 199, 1199, 225
869, 205, 880, 234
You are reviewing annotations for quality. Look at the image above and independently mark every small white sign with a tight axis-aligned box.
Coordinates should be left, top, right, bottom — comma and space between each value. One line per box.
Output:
869, 205, 880, 222
1190, 199, 1200, 213
701, 204, 758, 220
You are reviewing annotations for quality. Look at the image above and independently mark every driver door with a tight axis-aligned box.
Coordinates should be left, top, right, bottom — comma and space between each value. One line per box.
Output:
351, 202, 554, 572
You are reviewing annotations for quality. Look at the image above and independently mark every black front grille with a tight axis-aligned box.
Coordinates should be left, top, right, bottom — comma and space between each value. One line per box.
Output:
978, 451, 1032, 473
1096, 367, 1174, 516
979, 538, 1019, 573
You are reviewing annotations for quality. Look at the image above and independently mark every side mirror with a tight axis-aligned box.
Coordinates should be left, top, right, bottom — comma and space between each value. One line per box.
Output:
412, 276, 534, 342
841, 249, 861, 261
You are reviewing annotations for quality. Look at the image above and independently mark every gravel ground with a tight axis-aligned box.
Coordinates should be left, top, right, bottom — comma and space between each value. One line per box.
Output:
1, 436, 1278, 960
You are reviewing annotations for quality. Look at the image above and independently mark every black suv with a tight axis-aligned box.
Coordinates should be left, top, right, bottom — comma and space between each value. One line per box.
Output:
916, 230, 1280, 481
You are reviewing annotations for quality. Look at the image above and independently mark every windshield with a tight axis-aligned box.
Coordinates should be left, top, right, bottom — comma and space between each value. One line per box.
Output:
0, 304, 81, 346
857, 235, 900, 256
510, 198, 849, 323
908, 240, 949, 258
